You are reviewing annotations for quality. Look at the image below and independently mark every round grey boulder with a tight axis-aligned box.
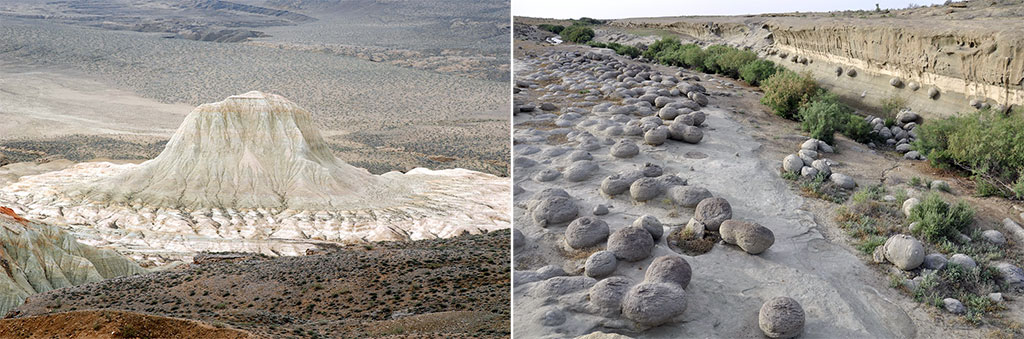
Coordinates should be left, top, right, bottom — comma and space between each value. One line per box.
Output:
690, 92, 708, 106
601, 172, 640, 196
669, 186, 713, 208
720, 220, 775, 254
584, 250, 619, 278
902, 197, 920, 217
830, 173, 856, 189
621, 282, 688, 327
982, 230, 1007, 245
644, 255, 692, 289
530, 191, 579, 226
908, 81, 920, 91
846, 68, 857, 77
883, 234, 925, 270
593, 204, 609, 216
589, 276, 633, 315
565, 217, 610, 249
533, 168, 561, 182
782, 154, 803, 173
811, 159, 831, 177
630, 177, 664, 202
689, 111, 706, 126
694, 197, 732, 231
943, 298, 966, 314
928, 87, 940, 99
759, 297, 805, 338
608, 226, 655, 262
658, 107, 680, 120
564, 160, 598, 182
890, 77, 902, 87
923, 253, 947, 270
610, 140, 640, 158
641, 163, 663, 177
644, 126, 669, 145
633, 215, 664, 240
949, 253, 977, 271
513, 228, 526, 248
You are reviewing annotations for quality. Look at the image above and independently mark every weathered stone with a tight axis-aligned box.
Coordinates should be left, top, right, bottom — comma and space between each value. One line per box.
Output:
759, 297, 805, 338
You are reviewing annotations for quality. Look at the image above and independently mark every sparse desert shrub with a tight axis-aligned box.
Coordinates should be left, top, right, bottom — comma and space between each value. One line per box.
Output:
587, 41, 607, 48
537, 24, 564, 34
799, 91, 848, 144
914, 109, 1024, 199
738, 59, 777, 86
602, 42, 641, 58
760, 70, 818, 120
880, 94, 906, 119
908, 193, 974, 243
843, 113, 874, 143
560, 25, 595, 43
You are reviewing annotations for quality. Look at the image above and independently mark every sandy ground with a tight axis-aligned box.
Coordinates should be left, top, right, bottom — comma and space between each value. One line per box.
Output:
0, 64, 191, 139
511, 41, 1017, 338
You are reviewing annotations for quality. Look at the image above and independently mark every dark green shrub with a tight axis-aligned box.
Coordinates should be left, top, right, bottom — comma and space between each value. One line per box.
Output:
537, 24, 564, 34
677, 44, 705, 69
606, 42, 641, 58
913, 109, 1024, 198
908, 193, 975, 243
576, 17, 604, 25
714, 48, 757, 78
586, 41, 607, 48
701, 45, 733, 74
799, 91, 848, 144
738, 59, 777, 86
843, 113, 874, 143
643, 38, 682, 61
561, 25, 595, 43
880, 94, 906, 120
760, 70, 818, 120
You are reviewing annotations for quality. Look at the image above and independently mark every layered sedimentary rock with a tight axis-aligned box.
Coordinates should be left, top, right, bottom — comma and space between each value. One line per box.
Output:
611, 3, 1024, 118
0, 92, 510, 264
0, 207, 145, 316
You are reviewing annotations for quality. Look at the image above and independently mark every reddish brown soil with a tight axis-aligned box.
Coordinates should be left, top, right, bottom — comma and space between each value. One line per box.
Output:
0, 310, 253, 339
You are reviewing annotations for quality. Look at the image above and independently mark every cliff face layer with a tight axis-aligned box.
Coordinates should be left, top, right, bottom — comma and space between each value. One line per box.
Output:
0, 208, 145, 316
610, 2, 1024, 118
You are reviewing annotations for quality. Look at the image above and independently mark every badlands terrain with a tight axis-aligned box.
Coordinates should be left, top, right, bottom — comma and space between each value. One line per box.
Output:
512, 5, 1024, 338
0, 0, 510, 175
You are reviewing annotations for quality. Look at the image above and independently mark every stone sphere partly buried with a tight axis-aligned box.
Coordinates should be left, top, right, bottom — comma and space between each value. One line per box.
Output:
565, 217, 610, 249
621, 282, 688, 327
608, 226, 655, 262
720, 220, 775, 254
589, 276, 634, 315
759, 297, 805, 338
694, 197, 732, 231
644, 255, 692, 289
585, 250, 619, 278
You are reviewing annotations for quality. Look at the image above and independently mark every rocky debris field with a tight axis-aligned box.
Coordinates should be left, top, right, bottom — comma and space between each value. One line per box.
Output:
8, 231, 511, 338
511, 42, 1018, 338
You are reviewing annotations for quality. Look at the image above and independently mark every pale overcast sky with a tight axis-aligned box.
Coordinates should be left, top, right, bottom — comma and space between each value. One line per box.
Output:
513, 0, 948, 19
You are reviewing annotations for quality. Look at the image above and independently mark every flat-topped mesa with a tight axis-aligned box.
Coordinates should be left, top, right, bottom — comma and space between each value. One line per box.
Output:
69, 91, 399, 210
